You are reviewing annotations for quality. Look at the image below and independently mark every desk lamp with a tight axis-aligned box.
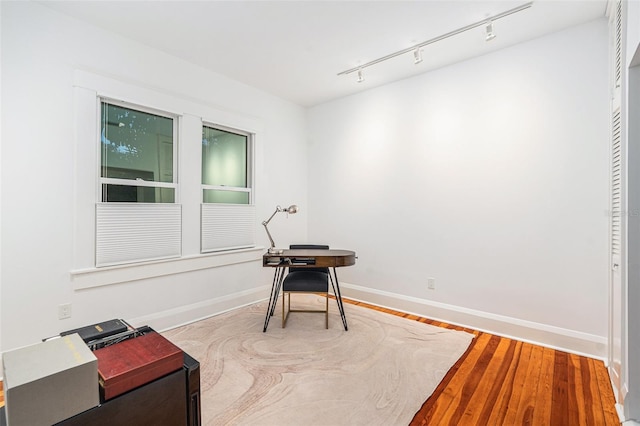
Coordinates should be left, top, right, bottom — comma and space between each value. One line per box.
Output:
262, 204, 298, 254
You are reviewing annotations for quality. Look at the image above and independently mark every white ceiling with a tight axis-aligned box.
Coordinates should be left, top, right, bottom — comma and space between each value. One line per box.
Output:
41, 0, 607, 107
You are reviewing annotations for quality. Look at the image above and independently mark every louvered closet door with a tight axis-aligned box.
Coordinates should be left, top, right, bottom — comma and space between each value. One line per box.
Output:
612, 106, 622, 271
610, 97, 624, 402
614, 0, 622, 90
609, 102, 624, 400
608, 0, 624, 402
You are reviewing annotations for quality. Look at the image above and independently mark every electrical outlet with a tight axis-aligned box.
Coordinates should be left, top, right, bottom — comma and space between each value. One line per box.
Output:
58, 303, 72, 319
427, 278, 436, 290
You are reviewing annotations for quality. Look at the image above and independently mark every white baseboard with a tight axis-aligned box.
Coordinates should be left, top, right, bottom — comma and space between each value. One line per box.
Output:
617, 404, 627, 424
128, 285, 271, 333
340, 282, 607, 360
125, 281, 607, 360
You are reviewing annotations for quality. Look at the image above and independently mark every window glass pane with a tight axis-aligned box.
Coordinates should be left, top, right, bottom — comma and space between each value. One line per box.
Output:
202, 126, 247, 187
203, 189, 249, 204
102, 184, 175, 203
101, 102, 174, 184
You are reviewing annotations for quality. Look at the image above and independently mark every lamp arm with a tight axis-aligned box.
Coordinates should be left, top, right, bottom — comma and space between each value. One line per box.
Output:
262, 206, 283, 250
262, 205, 282, 227
262, 222, 277, 250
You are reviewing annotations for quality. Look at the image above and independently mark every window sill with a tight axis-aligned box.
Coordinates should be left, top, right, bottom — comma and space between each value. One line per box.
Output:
70, 247, 265, 290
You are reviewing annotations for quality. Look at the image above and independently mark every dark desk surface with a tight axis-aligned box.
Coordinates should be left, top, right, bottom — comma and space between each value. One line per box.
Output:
263, 249, 356, 268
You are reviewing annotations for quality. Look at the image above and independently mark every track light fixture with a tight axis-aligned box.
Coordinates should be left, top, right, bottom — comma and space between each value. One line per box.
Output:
338, 1, 532, 81
485, 21, 496, 41
413, 48, 423, 65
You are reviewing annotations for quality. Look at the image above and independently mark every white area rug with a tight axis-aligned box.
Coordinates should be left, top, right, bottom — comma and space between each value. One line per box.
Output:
162, 295, 473, 426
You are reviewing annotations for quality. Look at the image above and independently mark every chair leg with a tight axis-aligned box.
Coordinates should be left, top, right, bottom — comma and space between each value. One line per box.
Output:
282, 292, 329, 329
325, 292, 329, 329
282, 292, 287, 328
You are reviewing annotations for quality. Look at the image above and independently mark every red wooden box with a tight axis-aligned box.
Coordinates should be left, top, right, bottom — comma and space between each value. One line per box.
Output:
93, 331, 183, 401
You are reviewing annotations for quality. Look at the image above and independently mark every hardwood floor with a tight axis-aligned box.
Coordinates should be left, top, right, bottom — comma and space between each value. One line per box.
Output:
344, 299, 620, 425
0, 300, 620, 425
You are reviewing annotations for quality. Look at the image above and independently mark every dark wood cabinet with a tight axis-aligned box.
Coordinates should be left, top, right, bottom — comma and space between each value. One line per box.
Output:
56, 352, 200, 426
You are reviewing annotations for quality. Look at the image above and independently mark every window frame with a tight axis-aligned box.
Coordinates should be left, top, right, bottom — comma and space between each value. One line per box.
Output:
98, 97, 180, 203
72, 70, 266, 282
201, 122, 254, 205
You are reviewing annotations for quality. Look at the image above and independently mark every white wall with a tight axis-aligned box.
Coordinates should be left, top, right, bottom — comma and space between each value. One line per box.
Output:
0, 2, 308, 351
629, 0, 640, 67
308, 19, 610, 356
0, 2, 611, 359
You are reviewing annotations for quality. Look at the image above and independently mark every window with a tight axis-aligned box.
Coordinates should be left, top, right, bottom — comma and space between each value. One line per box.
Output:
72, 72, 265, 274
96, 100, 181, 266
100, 101, 177, 203
202, 125, 251, 204
201, 124, 255, 253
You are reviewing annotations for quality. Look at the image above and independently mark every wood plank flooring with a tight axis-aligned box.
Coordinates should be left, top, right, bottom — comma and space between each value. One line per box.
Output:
0, 300, 620, 425
344, 299, 620, 425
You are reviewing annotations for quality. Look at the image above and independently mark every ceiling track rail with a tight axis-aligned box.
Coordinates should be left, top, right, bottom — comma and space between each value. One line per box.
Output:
337, 1, 534, 77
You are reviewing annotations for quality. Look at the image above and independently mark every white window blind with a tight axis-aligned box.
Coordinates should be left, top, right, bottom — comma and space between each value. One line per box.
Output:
201, 204, 255, 253
96, 204, 182, 267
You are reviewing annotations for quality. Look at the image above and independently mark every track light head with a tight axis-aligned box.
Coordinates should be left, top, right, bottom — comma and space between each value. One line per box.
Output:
357, 68, 364, 83
485, 21, 496, 41
413, 48, 423, 65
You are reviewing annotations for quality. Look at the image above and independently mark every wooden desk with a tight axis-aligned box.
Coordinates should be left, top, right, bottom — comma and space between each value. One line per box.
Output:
262, 249, 356, 332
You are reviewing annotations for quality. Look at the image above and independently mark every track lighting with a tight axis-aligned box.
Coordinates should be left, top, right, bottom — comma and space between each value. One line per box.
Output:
485, 21, 496, 41
338, 1, 532, 81
413, 48, 423, 65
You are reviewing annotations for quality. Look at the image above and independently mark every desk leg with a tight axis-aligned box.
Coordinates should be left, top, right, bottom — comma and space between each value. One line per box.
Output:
271, 267, 287, 318
329, 267, 348, 331
263, 267, 286, 332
